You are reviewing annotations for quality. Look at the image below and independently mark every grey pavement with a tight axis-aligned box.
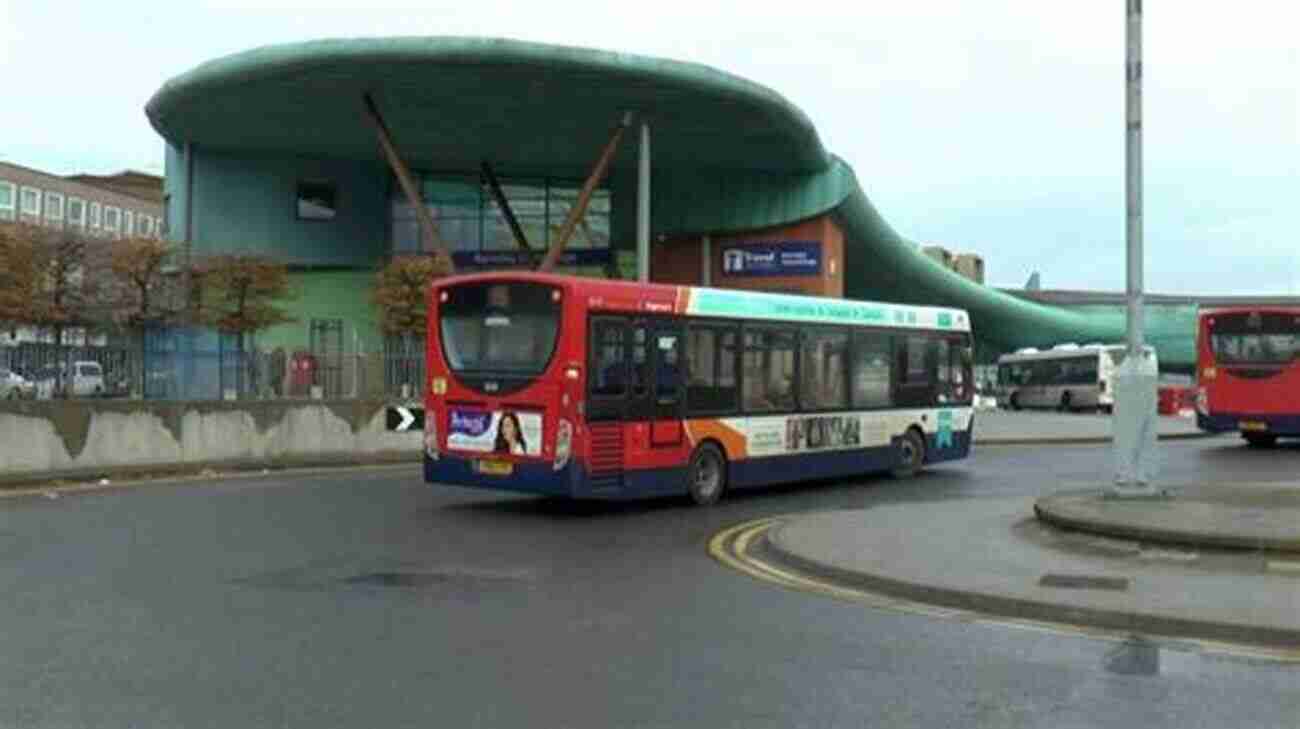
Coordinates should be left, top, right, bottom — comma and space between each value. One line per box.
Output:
2, 439, 1298, 728
1037, 482, 1300, 552
974, 410, 1207, 444
768, 498, 1300, 648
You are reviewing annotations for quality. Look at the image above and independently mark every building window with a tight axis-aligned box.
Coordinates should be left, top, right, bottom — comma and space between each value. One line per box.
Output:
88, 202, 102, 229
296, 180, 337, 220
44, 192, 65, 221
123, 210, 134, 237
20, 187, 41, 216
139, 215, 154, 237
0, 181, 14, 220
388, 173, 612, 264
67, 198, 86, 228
103, 206, 120, 235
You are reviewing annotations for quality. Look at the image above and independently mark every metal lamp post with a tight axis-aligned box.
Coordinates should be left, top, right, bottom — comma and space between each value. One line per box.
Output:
1111, 0, 1160, 496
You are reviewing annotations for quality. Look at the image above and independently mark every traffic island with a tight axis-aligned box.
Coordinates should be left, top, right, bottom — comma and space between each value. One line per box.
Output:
1034, 483, 1300, 553
746, 497, 1300, 652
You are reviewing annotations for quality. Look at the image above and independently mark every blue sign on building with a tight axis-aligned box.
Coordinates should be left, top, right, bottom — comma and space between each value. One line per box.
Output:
451, 249, 613, 268
720, 241, 821, 277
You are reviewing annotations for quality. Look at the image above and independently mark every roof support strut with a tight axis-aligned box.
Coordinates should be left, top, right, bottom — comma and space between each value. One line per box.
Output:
480, 161, 531, 253
361, 92, 454, 273
537, 112, 633, 272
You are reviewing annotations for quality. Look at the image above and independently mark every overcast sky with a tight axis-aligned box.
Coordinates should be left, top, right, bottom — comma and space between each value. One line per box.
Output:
2, 1, 1296, 294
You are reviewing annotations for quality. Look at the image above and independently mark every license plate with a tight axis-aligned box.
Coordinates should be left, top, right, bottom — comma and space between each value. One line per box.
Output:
477, 459, 514, 476
1239, 420, 1268, 432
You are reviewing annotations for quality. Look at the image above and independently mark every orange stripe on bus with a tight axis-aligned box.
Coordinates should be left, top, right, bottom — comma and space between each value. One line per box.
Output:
685, 419, 748, 460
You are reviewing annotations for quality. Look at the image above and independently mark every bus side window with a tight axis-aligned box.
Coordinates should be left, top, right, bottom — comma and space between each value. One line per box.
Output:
895, 335, 935, 407
851, 330, 892, 408
685, 325, 738, 415
630, 326, 649, 397
590, 320, 626, 397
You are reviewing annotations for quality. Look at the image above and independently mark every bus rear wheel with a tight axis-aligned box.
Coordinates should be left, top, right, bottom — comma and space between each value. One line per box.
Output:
1009, 393, 1021, 411
687, 443, 727, 506
891, 428, 926, 479
1244, 433, 1277, 448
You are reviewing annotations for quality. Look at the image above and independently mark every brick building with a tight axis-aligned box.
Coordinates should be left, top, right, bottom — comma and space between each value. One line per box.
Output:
0, 161, 164, 239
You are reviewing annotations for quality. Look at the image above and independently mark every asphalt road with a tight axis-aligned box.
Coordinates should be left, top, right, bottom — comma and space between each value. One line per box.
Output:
2, 436, 1298, 728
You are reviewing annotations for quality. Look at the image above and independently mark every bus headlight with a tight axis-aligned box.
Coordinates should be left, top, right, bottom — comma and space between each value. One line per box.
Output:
1195, 387, 1208, 416
554, 418, 572, 471
424, 415, 439, 460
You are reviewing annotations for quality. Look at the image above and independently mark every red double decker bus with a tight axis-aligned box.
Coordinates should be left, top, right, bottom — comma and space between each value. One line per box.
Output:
1196, 307, 1300, 446
421, 272, 975, 504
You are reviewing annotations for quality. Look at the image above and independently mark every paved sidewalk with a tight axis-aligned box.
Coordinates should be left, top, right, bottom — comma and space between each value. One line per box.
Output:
1036, 483, 1300, 552
973, 410, 1209, 445
765, 497, 1300, 648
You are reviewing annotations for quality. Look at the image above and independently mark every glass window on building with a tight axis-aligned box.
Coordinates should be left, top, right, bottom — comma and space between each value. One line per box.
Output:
296, 180, 336, 220
67, 198, 85, 228
389, 173, 611, 265
123, 210, 134, 236
0, 181, 15, 220
104, 206, 120, 233
20, 187, 41, 216
484, 181, 545, 252
88, 202, 102, 229
547, 187, 610, 250
139, 215, 153, 237
44, 192, 64, 221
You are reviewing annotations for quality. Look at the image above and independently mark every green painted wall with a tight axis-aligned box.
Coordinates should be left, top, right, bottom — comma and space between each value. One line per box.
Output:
255, 270, 384, 352
190, 150, 389, 266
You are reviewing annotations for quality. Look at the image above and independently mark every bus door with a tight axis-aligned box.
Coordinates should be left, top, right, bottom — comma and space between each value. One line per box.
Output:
626, 319, 684, 449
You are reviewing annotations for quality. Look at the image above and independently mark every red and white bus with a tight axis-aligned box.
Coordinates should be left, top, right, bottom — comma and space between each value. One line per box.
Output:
423, 272, 974, 504
1196, 307, 1300, 446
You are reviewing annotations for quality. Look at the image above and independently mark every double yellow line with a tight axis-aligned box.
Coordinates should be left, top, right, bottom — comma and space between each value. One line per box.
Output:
708, 517, 1300, 664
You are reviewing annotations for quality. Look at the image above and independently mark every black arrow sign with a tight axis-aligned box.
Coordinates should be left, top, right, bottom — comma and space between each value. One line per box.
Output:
386, 406, 425, 432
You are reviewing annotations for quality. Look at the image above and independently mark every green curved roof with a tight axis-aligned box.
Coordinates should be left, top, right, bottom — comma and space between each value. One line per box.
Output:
149, 37, 1159, 365
147, 36, 830, 176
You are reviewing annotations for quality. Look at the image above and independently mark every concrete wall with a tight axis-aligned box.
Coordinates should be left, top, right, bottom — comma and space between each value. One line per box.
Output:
0, 400, 420, 481
189, 149, 390, 267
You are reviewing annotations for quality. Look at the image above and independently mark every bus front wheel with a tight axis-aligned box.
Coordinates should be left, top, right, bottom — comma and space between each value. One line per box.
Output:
891, 428, 926, 479
1244, 433, 1277, 448
687, 443, 727, 506
1009, 393, 1021, 411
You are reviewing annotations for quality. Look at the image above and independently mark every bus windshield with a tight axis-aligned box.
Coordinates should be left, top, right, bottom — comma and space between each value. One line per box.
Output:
439, 282, 561, 375
1209, 313, 1300, 365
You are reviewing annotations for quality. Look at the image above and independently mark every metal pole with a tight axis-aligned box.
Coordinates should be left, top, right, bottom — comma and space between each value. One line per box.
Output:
1126, 0, 1143, 355
637, 122, 651, 283
701, 234, 712, 286
1112, 0, 1159, 494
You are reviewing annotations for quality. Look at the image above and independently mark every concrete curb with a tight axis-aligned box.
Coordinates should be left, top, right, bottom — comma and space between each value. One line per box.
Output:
975, 431, 1217, 446
0, 452, 422, 491
761, 519, 1300, 649
1033, 498, 1300, 553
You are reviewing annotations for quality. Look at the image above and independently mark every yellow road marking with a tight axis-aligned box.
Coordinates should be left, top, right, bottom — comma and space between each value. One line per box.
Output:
708, 517, 1300, 663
